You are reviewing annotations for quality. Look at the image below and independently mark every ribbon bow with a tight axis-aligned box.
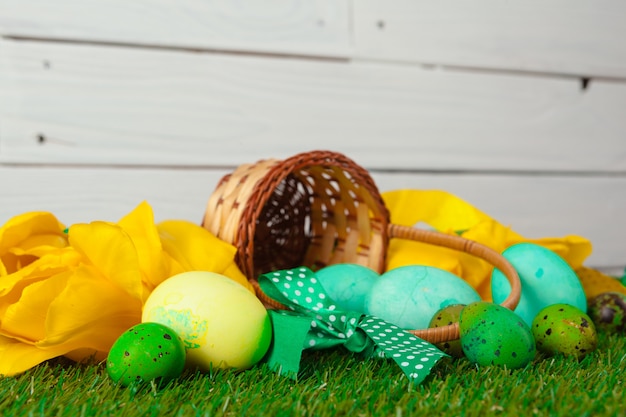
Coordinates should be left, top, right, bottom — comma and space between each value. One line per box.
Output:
259, 267, 448, 385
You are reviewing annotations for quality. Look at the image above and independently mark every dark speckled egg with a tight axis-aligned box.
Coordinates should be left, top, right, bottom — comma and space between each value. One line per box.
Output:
429, 304, 465, 358
460, 301, 536, 369
587, 292, 626, 334
532, 304, 597, 359
107, 322, 186, 387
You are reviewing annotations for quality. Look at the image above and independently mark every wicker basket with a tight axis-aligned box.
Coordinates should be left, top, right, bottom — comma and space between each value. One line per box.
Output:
202, 150, 521, 343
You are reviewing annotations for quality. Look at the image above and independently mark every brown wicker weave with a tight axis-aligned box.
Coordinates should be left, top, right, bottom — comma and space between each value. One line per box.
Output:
202, 150, 521, 344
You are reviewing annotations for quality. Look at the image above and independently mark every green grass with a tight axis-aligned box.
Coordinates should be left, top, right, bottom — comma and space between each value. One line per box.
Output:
1, 331, 624, 417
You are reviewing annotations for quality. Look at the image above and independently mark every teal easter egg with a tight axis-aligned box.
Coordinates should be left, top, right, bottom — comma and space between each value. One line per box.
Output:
364, 265, 481, 329
107, 322, 186, 387
316, 263, 379, 313
532, 303, 597, 359
460, 301, 536, 369
491, 243, 586, 327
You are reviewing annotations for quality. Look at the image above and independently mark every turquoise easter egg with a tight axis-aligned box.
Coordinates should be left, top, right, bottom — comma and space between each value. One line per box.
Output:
364, 265, 481, 329
491, 243, 586, 327
316, 263, 379, 313
460, 301, 536, 369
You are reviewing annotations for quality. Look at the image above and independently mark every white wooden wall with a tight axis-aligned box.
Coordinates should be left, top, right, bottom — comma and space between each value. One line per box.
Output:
1, 1, 625, 273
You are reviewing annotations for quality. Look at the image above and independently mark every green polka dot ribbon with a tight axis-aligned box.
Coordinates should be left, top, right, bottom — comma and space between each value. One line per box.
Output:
259, 267, 448, 385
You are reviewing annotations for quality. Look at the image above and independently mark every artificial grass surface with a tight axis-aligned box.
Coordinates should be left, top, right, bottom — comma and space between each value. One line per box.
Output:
1, 331, 623, 417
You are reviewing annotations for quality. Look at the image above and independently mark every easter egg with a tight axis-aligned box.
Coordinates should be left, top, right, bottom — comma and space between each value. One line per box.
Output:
460, 301, 535, 369
532, 303, 597, 359
107, 322, 186, 387
587, 292, 626, 333
364, 265, 481, 329
491, 243, 586, 327
428, 304, 465, 358
316, 263, 379, 313
142, 271, 272, 371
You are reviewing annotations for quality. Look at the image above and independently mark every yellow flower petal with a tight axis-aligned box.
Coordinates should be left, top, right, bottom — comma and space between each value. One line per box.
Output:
0, 211, 67, 276
0, 248, 81, 316
0, 270, 71, 343
0, 335, 71, 376
0, 264, 141, 376
40, 265, 141, 350
157, 220, 253, 292
117, 201, 170, 290
68, 221, 148, 302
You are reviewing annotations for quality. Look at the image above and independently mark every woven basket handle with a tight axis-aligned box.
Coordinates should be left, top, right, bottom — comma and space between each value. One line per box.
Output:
388, 223, 522, 343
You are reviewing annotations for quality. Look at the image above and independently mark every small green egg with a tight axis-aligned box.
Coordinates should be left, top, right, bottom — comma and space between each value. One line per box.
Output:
587, 292, 626, 334
107, 322, 186, 387
429, 304, 465, 358
532, 303, 597, 359
460, 301, 535, 369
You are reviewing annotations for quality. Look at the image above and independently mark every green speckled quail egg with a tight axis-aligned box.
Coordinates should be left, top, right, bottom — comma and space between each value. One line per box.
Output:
429, 304, 465, 358
587, 292, 626, 334
460, 301, 535, 369
531, 303, 597, 359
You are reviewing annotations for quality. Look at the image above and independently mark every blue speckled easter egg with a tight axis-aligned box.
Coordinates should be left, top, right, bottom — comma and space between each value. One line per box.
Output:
107, 322, 186, 387
316, 263, 379, 313
364, 265, 481, 329
491, 243, 586, 327
460, 301, 536, 369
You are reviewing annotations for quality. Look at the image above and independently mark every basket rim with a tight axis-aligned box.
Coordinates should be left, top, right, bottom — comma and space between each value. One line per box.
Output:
222, 150, 391, 279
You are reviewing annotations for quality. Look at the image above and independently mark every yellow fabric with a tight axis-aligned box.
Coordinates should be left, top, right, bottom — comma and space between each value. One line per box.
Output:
576, 266, 626, 299
0, 201, 250, 376
382, 190, 593, 300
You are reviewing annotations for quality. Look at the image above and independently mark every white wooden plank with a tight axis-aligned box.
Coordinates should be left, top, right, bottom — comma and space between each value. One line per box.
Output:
0, 0, 351, 57
0, 166, 624, 271
353, 0, 626, 79
2, 39, 626, 173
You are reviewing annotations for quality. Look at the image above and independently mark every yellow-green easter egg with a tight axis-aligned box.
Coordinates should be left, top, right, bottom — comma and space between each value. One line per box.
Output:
429, 304, 466, 358
532, 303, 597, 359
106, 322, 186, 387
142, 271, 272, 371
